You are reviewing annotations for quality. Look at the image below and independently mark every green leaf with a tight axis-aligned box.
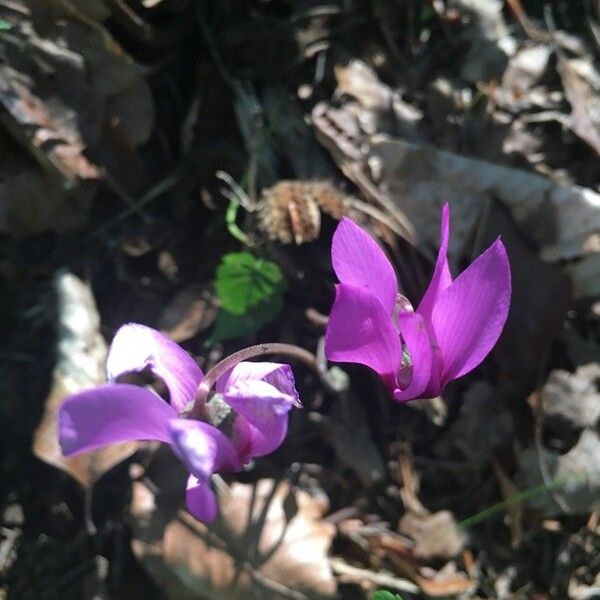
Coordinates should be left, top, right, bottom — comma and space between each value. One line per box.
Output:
0, 19, 11, 31
372, 592, 404, 600
208, 292, 283, 344
216, 252, 284, 315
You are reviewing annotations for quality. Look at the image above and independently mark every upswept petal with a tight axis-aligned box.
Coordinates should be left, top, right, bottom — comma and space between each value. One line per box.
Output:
332, 218, 398, 315
168, 419, 241, 479
417, 203, 452, 323
393, 312, 435, 401
59, 384, 176, 456
325, 283, 401, 391
216, 362, 300, 417
186, 475, 218, 522
431, 238, 511, 384
106, 324, 203, 413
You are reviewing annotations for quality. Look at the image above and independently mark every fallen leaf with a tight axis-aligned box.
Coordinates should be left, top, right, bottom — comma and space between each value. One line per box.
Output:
0, 0, 153, 194
398, 511, 467, 561
0, 162, 94, 237
517, 429, 600, 516
541, 364, 600, 430
557, 55, 600, 156
334, 59, 392, 112
368, 136, 600, 265
32, 273, 137, 488
131, 471, 337, 599
158, 284, 218, 343
380, 539, 475, 597
452, 0, 516, 83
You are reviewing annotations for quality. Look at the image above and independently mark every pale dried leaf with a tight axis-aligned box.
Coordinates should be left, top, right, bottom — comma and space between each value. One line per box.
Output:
33, 273, 137, 488
451, 0, 516, 83
517, 429, 600, 516
131, 476, 337, 599
541, 364, 600, 430
334, 60, 392, 112
557, 55, 600, 156
398, 511, 467, 560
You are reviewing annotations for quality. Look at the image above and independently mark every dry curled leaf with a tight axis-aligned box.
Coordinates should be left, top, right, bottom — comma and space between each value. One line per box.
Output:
131, 473, 337, 599
32, 273, 137, 488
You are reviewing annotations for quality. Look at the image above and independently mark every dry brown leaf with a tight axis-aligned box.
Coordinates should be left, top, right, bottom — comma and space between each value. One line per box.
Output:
313, 96, 600, 265
32, 273, 137, 488
158, 284, 218, 343
382, 542, 475, 597
0, 0, 153, 193
131, 475, 337, 599
0, 161, 95, 237
398, 511, 467, 561
557, 55, 600, 157
452, 0, 516, 83
334, 60, 392, 112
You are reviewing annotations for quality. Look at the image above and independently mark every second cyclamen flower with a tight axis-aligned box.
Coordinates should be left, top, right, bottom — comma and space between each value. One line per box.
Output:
325, 204, 511, 401
59, 324, 299, 522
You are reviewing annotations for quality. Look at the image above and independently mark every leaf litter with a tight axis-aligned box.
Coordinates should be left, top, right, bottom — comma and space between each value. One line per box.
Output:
1, 1, 600, 599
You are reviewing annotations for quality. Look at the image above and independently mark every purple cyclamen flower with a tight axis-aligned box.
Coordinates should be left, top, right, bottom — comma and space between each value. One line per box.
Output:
59, 324, 299, 522
325, 204, 511, 401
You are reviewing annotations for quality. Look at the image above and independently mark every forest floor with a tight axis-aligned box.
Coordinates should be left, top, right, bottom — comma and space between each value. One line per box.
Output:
1, 1, 600, 599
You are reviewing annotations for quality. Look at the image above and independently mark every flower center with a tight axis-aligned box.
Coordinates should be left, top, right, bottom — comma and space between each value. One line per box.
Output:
394, 294, 415, 390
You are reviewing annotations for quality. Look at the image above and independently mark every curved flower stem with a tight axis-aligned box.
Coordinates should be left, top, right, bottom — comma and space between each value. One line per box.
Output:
191, 342, 343, 418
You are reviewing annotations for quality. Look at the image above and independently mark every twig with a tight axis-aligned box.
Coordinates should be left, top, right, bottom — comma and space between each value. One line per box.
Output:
330, 557, 419, 594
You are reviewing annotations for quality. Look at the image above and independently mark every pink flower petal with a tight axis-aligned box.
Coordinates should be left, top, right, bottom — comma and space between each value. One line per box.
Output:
432, 238, 511, 384
106, 324, 203, 413
59, 384, 176, 456
393, 312, 436, 401
417, 203, 452, 323
325, 283, 401, 391
215, 362, 297, 461
168, 419, 241, 479
216, 362, 300, 415
234, 412, 289, 461
186, 475, 218, 522
332, 218, 398, 315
